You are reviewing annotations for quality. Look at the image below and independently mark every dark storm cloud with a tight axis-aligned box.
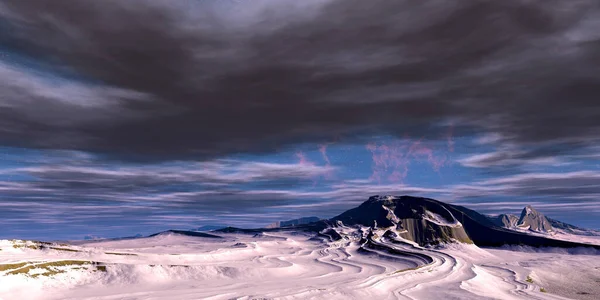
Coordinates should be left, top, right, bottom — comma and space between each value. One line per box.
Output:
1, 0, 600, 160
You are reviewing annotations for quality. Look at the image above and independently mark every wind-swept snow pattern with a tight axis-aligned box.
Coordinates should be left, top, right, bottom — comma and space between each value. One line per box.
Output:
1, 227, 599, 300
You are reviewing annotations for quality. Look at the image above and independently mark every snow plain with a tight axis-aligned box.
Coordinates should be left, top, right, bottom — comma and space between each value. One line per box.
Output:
1, 230, 599, 300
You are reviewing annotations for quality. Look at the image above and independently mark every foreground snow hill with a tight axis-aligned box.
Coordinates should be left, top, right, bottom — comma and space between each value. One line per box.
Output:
1, 196, 599, 300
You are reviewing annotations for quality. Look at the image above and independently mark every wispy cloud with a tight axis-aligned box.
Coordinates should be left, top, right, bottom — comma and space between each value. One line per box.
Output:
458, 150, 565, 169
453, 171, 600, 198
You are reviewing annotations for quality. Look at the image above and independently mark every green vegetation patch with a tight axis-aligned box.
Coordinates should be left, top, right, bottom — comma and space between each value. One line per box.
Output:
3, 260, 107, 277
49, 247, 81, 252
9, 240, 78, 252
38, 260, 92, 268
0, 262, 29, 272
12, 244, 40, 250
540, 287, 547, 293
95, 266, 107, 272
6, 260, 91, 276
526, 276, 534, 284
31, 269, 66, 278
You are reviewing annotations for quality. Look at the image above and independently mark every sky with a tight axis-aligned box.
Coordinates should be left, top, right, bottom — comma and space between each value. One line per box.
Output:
1, 0, 600, 240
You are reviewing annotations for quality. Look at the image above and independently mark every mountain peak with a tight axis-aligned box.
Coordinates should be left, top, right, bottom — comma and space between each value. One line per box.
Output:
332, 195, 472, 245
523, 205, 535, 214
520, 205, 541, 218
517, 205, 553, 232
367, 195, 429, 203
367, 195, 398, 202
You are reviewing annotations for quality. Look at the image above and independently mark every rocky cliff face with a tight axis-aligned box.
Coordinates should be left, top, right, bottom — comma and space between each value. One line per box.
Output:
516, 205, 553, 232
330, 195, 473, 246
490, 214, 519, 228
488, 206, 553, 233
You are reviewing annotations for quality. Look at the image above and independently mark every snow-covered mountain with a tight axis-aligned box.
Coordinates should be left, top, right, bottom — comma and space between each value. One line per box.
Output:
517, 205, 553, 232
489, 213, 519, 228
330, 195, 473, 245
489, 205, 553, 233
547, 217, 600, 236
327, 196, 599, 248
488, 205, 599, 237
210, 195, 600, 249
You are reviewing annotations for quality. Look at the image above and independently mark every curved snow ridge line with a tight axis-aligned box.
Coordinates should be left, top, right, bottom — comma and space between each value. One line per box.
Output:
246, 231, 431, 299
365, 237, 462, 300
472, 265, 531, 297
459, 265, 557, 300
370, 238, 435, 265
355, 233, 561, 300
422, 207, 463, 228
300, 227, 444, 298
1, 231, 587, 300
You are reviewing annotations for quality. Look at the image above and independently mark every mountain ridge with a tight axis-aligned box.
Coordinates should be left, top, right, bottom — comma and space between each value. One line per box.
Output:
330, 195, 473, 245
161, 195, 600, 250
487, 205, 599, 237
328, 195, 600, 249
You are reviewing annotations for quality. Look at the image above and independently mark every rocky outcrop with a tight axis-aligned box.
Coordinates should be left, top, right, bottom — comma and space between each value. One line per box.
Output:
330, 195, 473, 246
516, 205, 553, 232
490, 214, 519, 228
488, 206, 555, 233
